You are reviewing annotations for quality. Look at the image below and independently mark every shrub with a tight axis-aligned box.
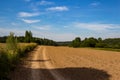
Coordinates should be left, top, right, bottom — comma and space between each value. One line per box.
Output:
70, 37, 81, 48
6, 32, 18, 55
0, 32, 37, 79
0, 51, 10, 79
95, 43, 107, 48
18, 43, 37, 57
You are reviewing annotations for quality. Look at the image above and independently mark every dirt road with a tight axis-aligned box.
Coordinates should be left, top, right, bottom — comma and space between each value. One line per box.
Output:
10, 46, 120, 80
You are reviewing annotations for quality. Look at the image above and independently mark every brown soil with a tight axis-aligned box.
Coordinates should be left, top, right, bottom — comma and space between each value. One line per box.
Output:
10, 46, 120, 80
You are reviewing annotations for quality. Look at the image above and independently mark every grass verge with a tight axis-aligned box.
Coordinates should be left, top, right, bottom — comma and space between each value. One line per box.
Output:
94, 48, 120, 52
0, 43, 37, 80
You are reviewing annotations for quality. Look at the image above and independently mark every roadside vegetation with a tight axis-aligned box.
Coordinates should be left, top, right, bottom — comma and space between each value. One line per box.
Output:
0, 31, 57, 46
0, 30, 58, 79
0, 32, 37, 79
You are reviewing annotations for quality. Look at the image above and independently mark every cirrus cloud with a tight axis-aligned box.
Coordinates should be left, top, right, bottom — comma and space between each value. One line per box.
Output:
21, 19, 40, 24
73, 22, 117, 31
18, 12, 40, 17
38, 0, 54, 5
34, 25, 51, 30
46, 6, 69, 11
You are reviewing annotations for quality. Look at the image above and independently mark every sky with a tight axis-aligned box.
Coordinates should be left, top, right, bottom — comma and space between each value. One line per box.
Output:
0, 0, 120, 41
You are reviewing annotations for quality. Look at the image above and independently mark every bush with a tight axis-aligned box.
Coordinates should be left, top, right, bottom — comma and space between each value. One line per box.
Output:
6, 32, 18, 55
0, 43, 37, 79
0, 32, 37, 79
18, 43, 37, 57
0, 51, 10, 79
95, 43, 107, 48
70, 37, 81, 48
0, 32, 19, 79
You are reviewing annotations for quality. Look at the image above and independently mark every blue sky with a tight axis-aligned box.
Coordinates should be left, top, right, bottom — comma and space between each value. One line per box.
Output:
0, 0, 120, 41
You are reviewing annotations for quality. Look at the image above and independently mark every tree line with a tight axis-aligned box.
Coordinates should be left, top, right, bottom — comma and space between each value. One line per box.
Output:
70, 37, 120, 49
0, 31, 57, 46
0, 31, 120, 49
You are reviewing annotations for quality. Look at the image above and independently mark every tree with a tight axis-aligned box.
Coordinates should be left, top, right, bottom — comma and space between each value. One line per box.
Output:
6, 32, 18, 54
71, 37, 81, 47
25, 30, 33, 43
81, 37, 98, 47
98, 37, 102, 43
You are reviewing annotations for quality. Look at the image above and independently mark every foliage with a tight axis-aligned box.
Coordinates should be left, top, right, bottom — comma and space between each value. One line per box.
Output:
0, 32, 19, 79
70, 37, 81, 47
0, 31, 57, 46
0, 31, 120, 48
70, 37, 120, 49
0, 50, 10, 79
6, 32, 18, 54
0, 36, 7, 43
18, 43, 37, 57
24, 31, 33, 43
79, 37, 98, 47
56, 41, 71, 46
0, 33, 37, 79
102, 38, 120, 49
95, 43, 107, 48
31, 37, 57, 46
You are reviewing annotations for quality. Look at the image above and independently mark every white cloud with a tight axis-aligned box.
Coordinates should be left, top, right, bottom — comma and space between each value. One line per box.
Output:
21, 19, 40, 23
38, 0, 54, 5
90, 2, 100, 6
0, 27, 76, 41
18, 12, 40, 17
73, 22, 117, 31
34, 25, 51, 30
33, 31, 77, 41
0, 28, 25, 36
50, 33, 77, 41
0, 24, 120, 41
46, 6, 69, 11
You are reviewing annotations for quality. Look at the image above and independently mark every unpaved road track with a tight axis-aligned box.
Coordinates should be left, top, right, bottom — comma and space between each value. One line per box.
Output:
10, 46, 120, 80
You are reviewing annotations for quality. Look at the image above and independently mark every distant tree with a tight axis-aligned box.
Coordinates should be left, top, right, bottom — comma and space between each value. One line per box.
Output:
71, 37, 81, 47
98, 37, 102, 43
25, 30, 33, 43
0, 36, 7, 43
95, 37, 106, 48
81, 37, 98, 47
17, 36, 25, 42
29, 31, 33, 42
88, 37, 98, 47
95, 43, 107, 48
103, 38, 120, 49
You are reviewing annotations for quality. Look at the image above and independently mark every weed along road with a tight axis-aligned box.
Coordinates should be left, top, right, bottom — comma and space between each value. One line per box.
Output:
10, 46, 120, 80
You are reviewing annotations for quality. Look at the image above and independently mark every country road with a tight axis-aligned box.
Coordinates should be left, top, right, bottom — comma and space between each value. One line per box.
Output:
10, 46, 66, 80
10, 46, 120, 80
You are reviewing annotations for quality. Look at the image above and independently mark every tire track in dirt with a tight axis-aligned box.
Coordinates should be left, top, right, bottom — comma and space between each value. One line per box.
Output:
42, 47, 66, 80
31, 47, 42, 80
30, 46, 66, 80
